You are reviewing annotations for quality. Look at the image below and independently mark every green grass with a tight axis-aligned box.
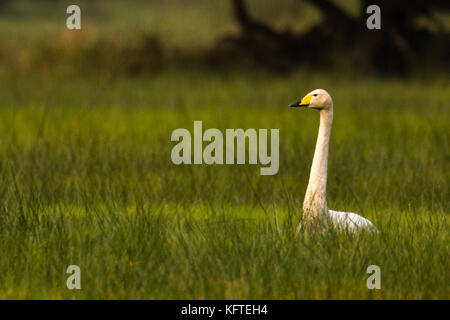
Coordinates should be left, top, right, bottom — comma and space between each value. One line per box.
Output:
0, 71, 448, 299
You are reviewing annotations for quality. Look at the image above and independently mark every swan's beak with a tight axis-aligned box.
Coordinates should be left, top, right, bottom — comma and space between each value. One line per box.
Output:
289, 100, 304, 107
289, 94, 312, 107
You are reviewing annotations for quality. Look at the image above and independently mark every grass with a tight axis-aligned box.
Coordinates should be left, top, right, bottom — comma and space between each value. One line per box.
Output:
0, 0, 448, 300
0, 71, 448, 299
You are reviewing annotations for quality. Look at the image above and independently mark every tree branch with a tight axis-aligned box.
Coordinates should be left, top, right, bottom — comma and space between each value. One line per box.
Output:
305, 0, 356, 26
230, 0, 284, 39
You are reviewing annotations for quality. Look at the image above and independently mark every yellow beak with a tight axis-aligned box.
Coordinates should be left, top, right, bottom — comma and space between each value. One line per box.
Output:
299, 94, 312, 106
289, 94, 312, 107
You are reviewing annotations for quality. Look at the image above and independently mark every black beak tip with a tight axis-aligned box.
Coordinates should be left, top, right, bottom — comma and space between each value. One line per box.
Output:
289, 100, 304, 107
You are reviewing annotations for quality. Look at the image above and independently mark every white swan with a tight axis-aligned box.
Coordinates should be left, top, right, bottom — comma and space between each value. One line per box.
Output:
289, 89, 377, 232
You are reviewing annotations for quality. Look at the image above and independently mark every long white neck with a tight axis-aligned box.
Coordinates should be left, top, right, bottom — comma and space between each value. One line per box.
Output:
303, 107, 333, 217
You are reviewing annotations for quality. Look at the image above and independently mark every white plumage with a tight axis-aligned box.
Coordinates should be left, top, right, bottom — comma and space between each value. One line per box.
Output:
289, 89, 378, 232
328, 210, 376, 231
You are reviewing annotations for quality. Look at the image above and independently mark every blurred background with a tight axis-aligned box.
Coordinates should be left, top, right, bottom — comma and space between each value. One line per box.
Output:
0, 0, 449, 77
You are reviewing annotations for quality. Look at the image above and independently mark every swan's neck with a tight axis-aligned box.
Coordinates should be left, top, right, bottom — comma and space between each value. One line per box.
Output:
303, 108, 333, 217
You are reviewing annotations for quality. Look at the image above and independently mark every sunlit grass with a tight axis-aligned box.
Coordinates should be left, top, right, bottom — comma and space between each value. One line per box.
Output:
0, 72, 448, 298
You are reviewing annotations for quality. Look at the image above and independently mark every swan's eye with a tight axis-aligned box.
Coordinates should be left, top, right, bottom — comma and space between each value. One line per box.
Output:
313, 94, 317, 97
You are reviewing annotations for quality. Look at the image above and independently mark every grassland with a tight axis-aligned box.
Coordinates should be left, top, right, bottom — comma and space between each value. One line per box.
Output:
0, 0, 448, 299
0, 72, 448, 299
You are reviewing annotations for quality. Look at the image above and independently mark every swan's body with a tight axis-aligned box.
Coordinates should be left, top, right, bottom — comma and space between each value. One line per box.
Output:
289, 89, 377, 232
328, 210, 376, 230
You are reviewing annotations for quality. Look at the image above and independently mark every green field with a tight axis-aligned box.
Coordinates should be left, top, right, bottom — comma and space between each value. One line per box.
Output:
0, 0, 448, 299
0, 73, 448, 299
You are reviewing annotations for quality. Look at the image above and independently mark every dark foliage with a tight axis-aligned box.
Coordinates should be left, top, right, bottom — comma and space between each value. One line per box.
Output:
228, 0, 450, 74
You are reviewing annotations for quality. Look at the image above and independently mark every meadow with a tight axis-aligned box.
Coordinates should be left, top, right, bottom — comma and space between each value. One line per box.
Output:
0, 72, 448, 299
0, 0, 448, 299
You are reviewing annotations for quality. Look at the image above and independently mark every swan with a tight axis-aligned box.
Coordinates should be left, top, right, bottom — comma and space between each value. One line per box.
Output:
289, 89, 377, 232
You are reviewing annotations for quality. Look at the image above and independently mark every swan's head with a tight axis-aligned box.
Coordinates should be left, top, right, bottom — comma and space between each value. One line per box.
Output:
289, 89, 332, 111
